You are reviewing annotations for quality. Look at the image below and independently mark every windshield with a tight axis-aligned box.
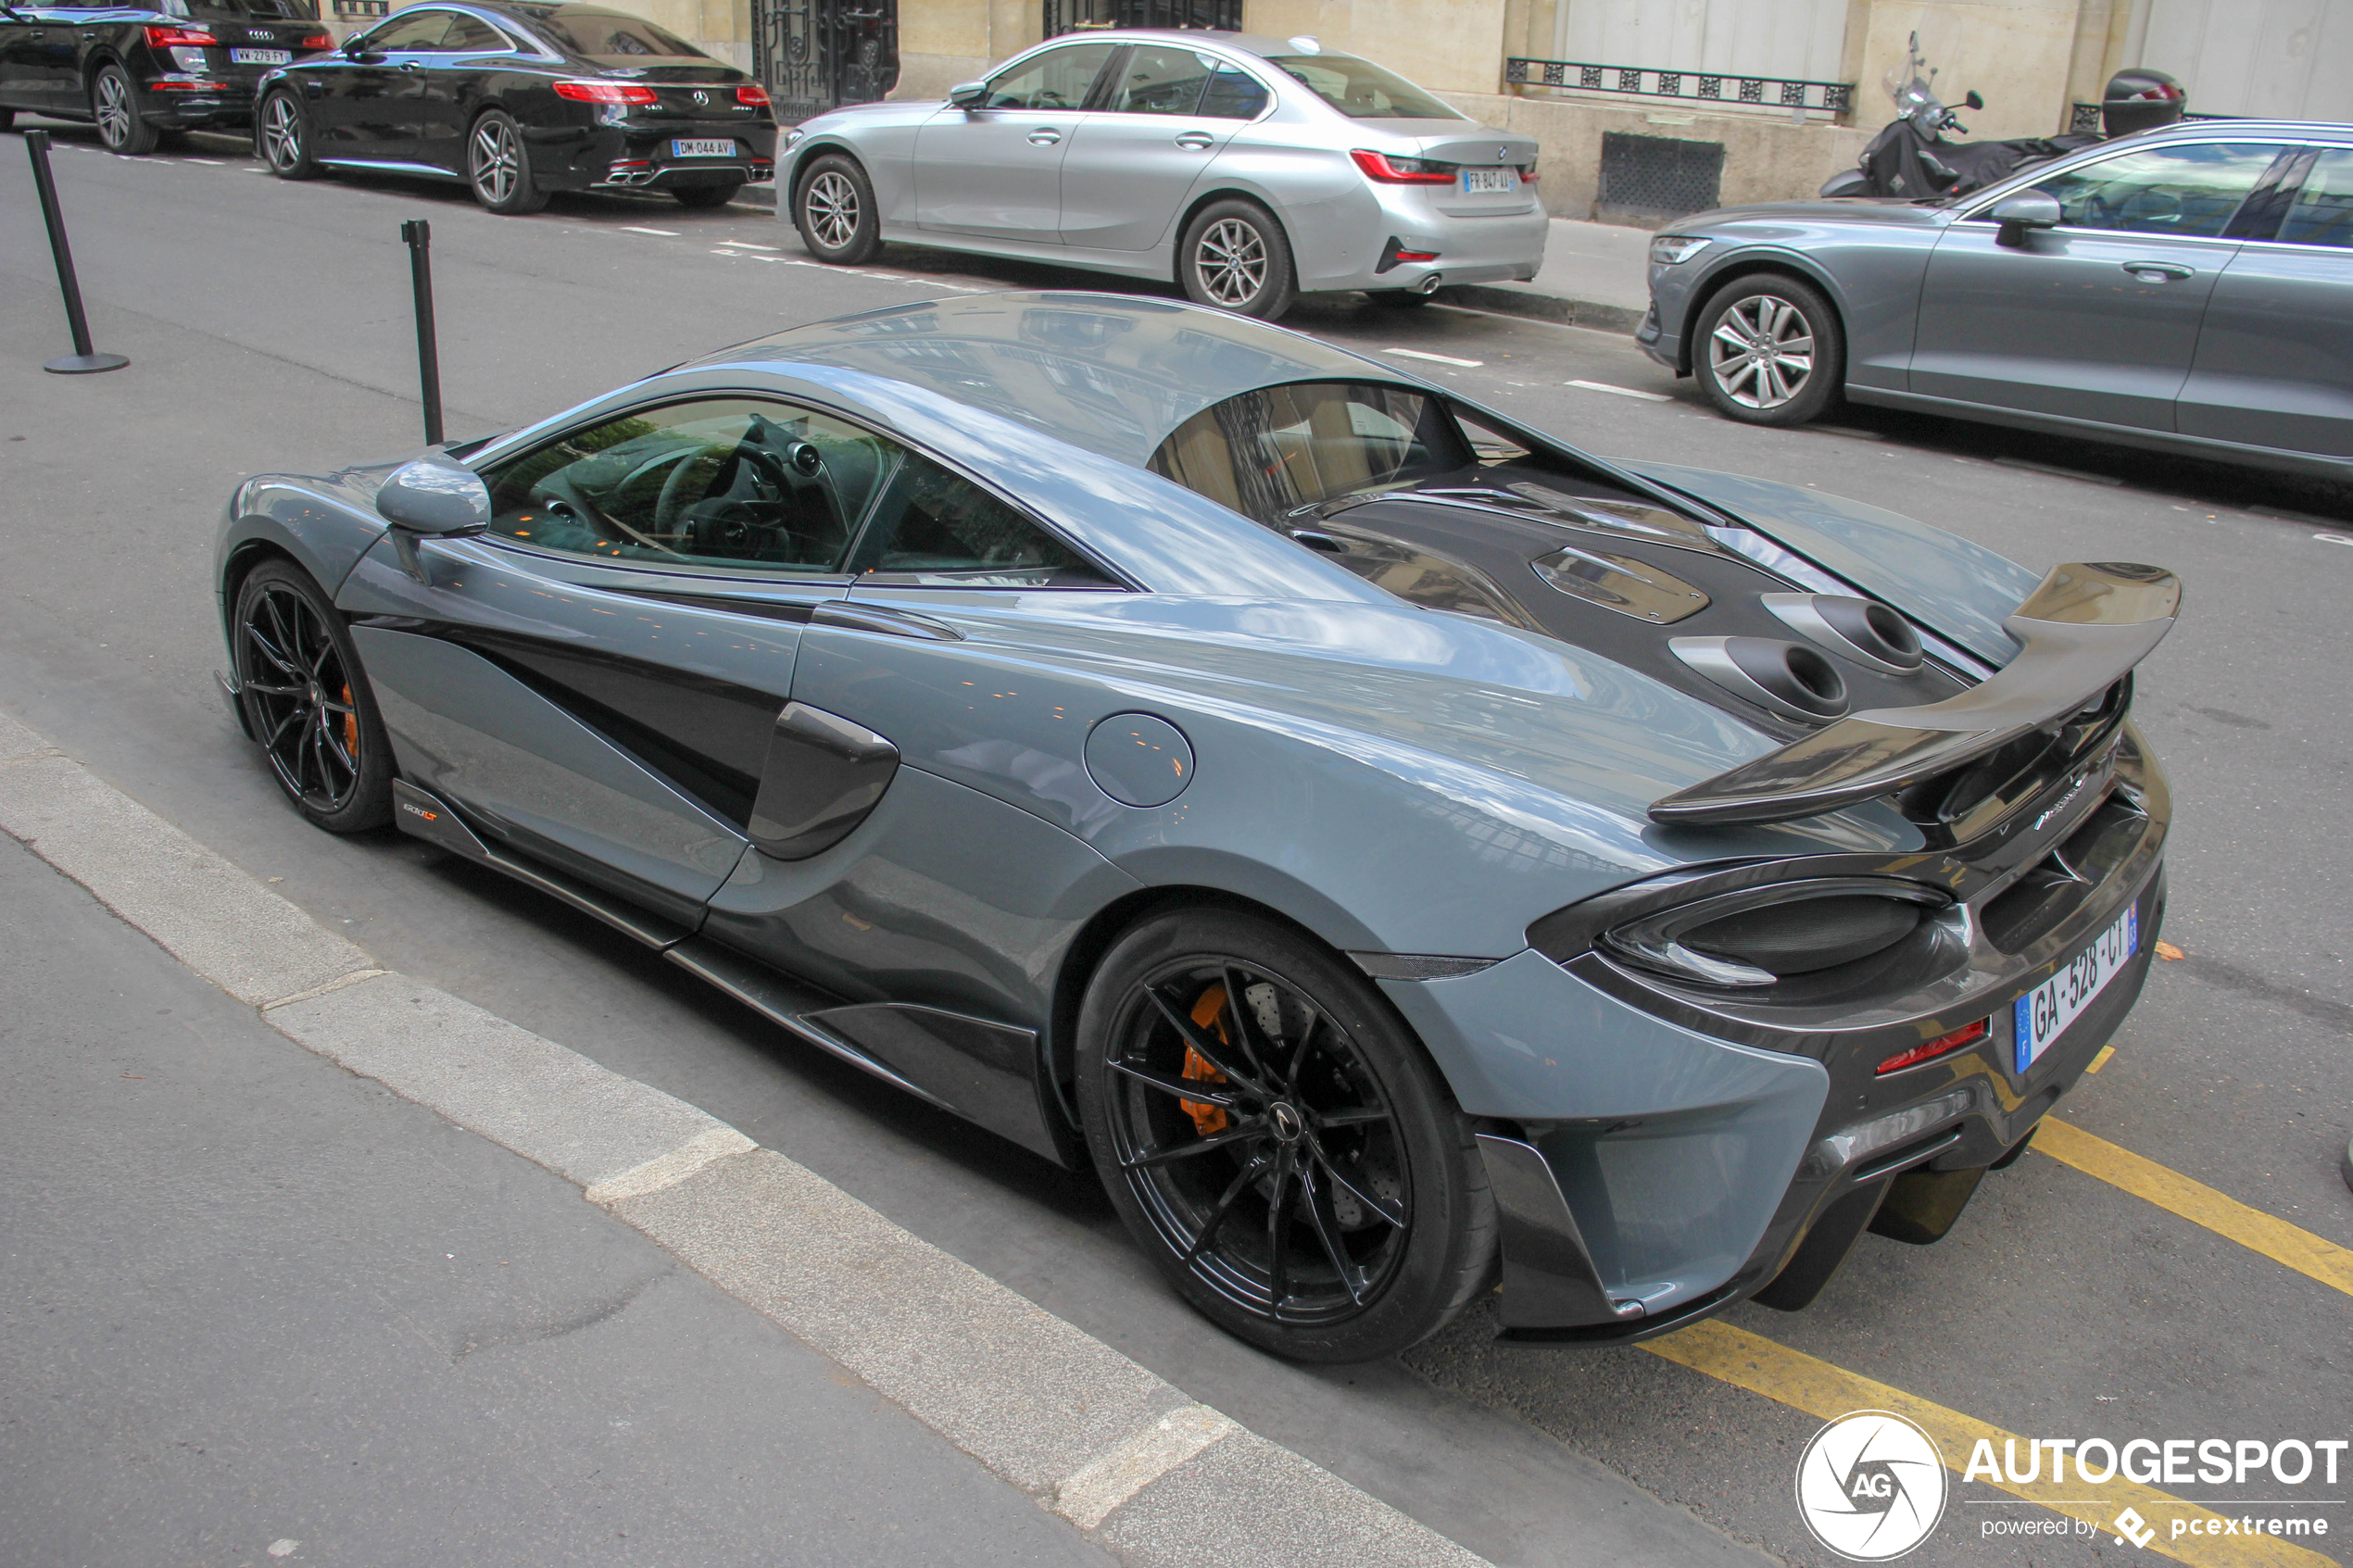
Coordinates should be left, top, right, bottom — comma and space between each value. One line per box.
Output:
528, 6, 706, 60
1149, 382, 1468, 523
1263, 53, 1461, 119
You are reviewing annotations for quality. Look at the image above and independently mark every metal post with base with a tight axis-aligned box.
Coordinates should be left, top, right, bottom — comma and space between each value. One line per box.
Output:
23, 130, 128, 375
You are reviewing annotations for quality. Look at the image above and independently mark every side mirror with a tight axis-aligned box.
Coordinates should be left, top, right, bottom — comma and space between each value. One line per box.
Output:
1990, 191, 2061, 246
947, 80, 988, 108
376, 457, 490, 580
1964, 90, 1984, 110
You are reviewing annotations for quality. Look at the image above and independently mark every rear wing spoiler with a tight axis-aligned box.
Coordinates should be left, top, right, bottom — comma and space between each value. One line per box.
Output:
1650, 561, 2180, 826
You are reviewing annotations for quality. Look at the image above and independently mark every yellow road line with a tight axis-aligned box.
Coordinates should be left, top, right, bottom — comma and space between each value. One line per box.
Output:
2032, 1118, 2353, 1298
1644, 1321, 2337, 1568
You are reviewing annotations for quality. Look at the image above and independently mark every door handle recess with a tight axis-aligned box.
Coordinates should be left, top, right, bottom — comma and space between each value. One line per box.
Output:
1174, 131, 1213, 149
812, 601, 964, 641
2123, 261, 2193, 281
1026, 128, 1061, 145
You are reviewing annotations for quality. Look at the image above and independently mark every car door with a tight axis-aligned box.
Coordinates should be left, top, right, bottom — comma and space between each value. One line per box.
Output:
2176, 144, 2353, 458
0, 5, 41, 110
0, 1, 77, 114
912, 39, 1114, 242
313, 6, 451, 155
335, 395, 905, 919
1059, 45, 1261, 251
410, 9, 510, 172
1909, 140, 2286, 431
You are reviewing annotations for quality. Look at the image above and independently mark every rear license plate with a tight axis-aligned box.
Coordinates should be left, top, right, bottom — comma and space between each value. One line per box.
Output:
1461, 168, 1516, 194
230, 47, 291, 64
2014, 905, 2138, 1073
673, 138, 736, 158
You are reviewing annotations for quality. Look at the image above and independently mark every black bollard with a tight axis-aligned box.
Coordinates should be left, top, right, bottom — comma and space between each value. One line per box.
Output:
401, 219, 444, 445
25, 130, 129, 375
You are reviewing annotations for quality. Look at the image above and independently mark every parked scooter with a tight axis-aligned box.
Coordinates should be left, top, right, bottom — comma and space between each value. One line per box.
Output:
1819, 34, 2184, 200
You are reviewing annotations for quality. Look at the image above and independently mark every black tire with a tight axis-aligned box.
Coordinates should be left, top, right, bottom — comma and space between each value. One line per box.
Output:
258, 90, 320, 180
1076, 908, 1496, 1362
793, 152, 880, 263
1177, 198, 1297, 320
231, 559, 394, 834
93, 63, 159, 155
1692, 273, 1844, 427
673, 181, 741, 209
466, 108, 547, 215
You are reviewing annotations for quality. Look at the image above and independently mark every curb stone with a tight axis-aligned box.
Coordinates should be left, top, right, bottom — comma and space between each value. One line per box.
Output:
0, 709, 1493, 1568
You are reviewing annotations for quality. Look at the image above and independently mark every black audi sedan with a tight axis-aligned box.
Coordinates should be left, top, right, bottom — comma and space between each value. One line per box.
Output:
0, 0, 331, 154
255, 0, 775, 212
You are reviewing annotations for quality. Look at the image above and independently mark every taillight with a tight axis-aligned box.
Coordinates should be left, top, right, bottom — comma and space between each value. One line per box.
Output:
1603, 878, 1950, 989
298, 32, 332, 49
1519, 160, 1539, 182
736, 83, 770, 107
144, 24, 218, 46
554, 80, 659, 105
1350, 148, 1455, 184
1875, 1020, 1988, 1076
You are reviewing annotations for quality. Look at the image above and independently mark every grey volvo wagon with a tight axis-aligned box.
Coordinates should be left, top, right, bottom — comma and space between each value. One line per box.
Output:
1641, 119, 2353, 476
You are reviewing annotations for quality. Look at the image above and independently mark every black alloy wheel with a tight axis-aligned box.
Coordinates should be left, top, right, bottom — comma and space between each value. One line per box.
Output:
794, 153, 880, 263
93, 63, 159, 156
467, 109, 547, 215
1076, 909, 1495, 1362
259, 91, 320, 180
673, 182, 742, 209
232, 561, 393, 833
1177, 198, 1297, 320
1693, 273, 1844, 427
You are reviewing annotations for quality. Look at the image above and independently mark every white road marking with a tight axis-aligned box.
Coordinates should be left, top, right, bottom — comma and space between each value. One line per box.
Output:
182, 157, 224, 166
619, 225, 680, 236
1993, 455, 2122, 486
716, 239, 779, 251
1051, 1406, 1241, 1529
1382, 346, 1484, 368
1566, 378, 1669, 402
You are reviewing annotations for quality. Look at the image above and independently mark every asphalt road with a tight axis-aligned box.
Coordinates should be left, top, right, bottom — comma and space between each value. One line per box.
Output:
1, 123, 2347, 1568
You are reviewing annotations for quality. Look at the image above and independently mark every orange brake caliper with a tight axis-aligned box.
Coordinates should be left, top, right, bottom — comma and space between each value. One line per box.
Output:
340, 684, 358, 754
1179, 985, 1231, 1136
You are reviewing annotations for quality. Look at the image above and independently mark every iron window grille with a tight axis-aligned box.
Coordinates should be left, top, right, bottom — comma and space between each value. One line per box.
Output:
2070, 103, 2238, 133
1044, 0, 1239, 36
1506, 57, 1852, 119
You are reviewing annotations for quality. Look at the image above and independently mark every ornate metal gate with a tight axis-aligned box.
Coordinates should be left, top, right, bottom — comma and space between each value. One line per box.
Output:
753, 0, 900, 123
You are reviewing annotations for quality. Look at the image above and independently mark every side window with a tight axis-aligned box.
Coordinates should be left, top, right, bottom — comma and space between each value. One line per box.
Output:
481, 399, 898, 574
848, 453, 1106, 585
1105, 45, 1214, 115
2026, 142, 2285, 238
438, 14, 507, 51
980, 43, 1115, 110
2277, 148, 2353, 247
362, 10, 455, 51
1198, 64, 1270, 120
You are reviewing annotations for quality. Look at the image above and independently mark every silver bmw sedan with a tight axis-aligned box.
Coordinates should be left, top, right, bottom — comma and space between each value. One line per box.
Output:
777, 30, 1546, 320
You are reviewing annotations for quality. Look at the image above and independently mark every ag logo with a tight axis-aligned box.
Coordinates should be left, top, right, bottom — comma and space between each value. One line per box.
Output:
1794, 1411, 1948, 1561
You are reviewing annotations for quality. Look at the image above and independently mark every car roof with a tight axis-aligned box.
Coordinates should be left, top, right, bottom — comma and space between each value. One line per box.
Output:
2127, 118, 2353, 142
1018, 28, 1354, 63
691, 291, 1421, 469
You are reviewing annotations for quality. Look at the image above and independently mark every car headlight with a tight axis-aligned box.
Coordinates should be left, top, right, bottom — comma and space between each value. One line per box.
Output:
1603, 878, 1951, 989
1649, 234, 1712, 265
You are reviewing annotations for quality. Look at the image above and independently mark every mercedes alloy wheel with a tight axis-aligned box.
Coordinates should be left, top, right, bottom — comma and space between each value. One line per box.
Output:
467, 110, 547, 215
260, 92, 318, 180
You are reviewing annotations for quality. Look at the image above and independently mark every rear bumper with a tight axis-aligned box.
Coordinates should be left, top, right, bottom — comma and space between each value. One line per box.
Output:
1298, 186, 1548, 294
1390, 727, 2171, 1342
540, 124, 779, 193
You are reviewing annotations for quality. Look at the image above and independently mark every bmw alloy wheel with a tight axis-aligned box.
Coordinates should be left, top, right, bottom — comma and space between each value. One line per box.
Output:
237, 582, 365, 815
471, 117, 521, 206
1100, 957, 1415, 1329
261, 94, 301, 171
1193, 218, 1267, 308
804, 170, 860, 251
1707, 293, 1816, 410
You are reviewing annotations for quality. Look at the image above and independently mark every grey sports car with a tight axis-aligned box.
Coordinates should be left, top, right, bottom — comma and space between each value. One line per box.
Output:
776, 30, 1544, 320
216, 293, 2176, 1362
1642, 119, 2353, 475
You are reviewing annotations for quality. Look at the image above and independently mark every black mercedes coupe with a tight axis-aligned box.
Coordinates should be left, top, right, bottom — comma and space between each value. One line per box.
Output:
0, 0, 331, 154
254, 0, 775, 212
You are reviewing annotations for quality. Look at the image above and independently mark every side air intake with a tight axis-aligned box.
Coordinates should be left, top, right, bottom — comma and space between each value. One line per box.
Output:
1669, 636, 1850, 723
1760, 593, 1924, 673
